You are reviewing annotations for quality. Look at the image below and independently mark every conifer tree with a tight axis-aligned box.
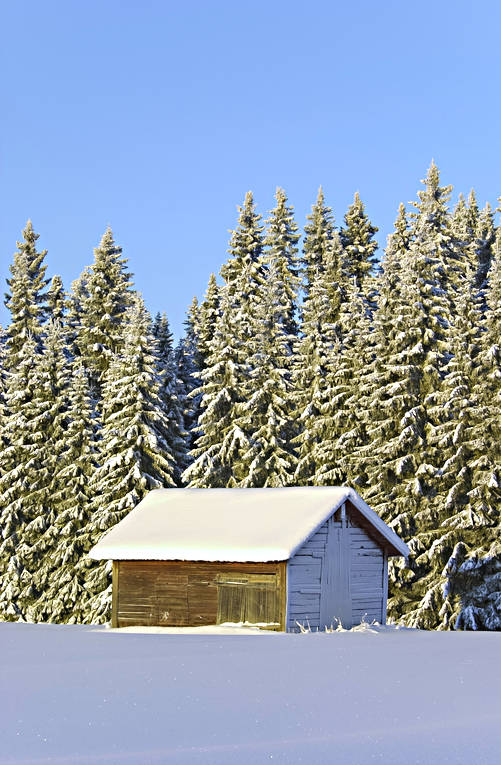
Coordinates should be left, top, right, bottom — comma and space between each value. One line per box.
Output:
352, 166, 455, 623
292, 232, 346, 484
76, 228, 133, 385
301, 187, 335, 300
406, 259, 495, 629
41, 360, 98, 623
235, 256, 294, 487
176, 280, 221, 466
197, 274, 220, 365
184, 192, 266, 487
16, 321, 71, 621
312, 277, 373, 486
0, 336, 41, 619
450, 193, 471, 242
81, 295, 176, 622
153, 312, 188, 485
350, 206, 410, 493
182, 285, 248, 487
449, 192, 483, 299
47, 275, 66, 323
0, 326, 8, 456
4, 221, 49, 368
410, 161, 461, 298
438, 229, 501, 630
340, 192, 379, 289
221, 191, 265, 309
473, 200, 495, 291
66, 267, 91, 352
175, 297, 203, 461
264, 188, 301, 339
0, 321, 68, 621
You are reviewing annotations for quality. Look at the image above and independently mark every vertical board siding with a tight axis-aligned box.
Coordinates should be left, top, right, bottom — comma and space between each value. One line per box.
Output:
286, 522, 327, 631
116, 561, 284, 629
350, 517, 385, 625
287, 503, 388, 632
320, 514, 352, 630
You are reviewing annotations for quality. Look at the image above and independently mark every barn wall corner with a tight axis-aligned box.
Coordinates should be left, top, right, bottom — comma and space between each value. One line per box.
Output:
111, 561, 118, 628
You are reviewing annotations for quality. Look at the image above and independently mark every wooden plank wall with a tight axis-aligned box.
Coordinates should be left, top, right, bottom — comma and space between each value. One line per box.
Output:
320, 512, 352, 629
349, 511, 385, 625
286, 521, 327, 631
287, 503, 387, 632
116, 560, 285, 629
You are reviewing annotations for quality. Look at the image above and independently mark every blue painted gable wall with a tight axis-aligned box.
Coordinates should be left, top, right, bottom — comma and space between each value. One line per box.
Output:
286, 505, 386, 632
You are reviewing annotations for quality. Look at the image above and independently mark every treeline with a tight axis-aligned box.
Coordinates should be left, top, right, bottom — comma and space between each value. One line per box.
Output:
0, 162, 500, 630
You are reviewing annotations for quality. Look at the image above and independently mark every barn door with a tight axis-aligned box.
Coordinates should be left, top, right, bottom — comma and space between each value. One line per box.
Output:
216, 573, 280, 627
319, 505, 352, 629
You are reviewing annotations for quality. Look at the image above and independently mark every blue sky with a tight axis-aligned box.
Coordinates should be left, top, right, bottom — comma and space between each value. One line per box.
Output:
2, 0, 500, 338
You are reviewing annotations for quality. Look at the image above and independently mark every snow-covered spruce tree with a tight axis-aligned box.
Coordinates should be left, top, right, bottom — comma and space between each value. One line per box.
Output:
448, 191, 494, 292
481, 226, 501, 420
395, 180, 498, 629
153, 312, 188, 486
38, 360, 98, 623
339, 192, 379, 291
0, 325, 7, 449
80, 295, 176, 623
264, 187, 301, 340
405, 258, 497, 629
347, 202, 409, 489
418, 162, 463, 297
183, 192, 266, 487
301, 187, 335, 301
4, 221, 49, 368
292, 232, 346, 485
197, 274, 220, 365
0, 336, 42, 620
13, 321, 72, 622
182, 286, 245, 487
236, 255, 295, 487
312, 276, 374, 487
76, 228, 133, 386
380, 202, 409, 296
441, 540, 501, 630
458, 189, 495, 290
47, 275, 66, 324
0, 223, 51, 619
449, 194, 473, 279
437, 229, 501, 630
176, 278, 221, 467
351, 166, 458, 623
175, 297, 203, 462
66, 266, 91, 354
473, 200, 495, 293
221, 190, 265, 303
0, 321, 68, 621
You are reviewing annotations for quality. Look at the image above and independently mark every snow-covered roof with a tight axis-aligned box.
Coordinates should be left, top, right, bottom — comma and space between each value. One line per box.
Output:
89, 487, 409, 563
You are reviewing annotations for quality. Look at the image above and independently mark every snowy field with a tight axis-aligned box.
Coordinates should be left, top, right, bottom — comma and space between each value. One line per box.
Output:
1, 623, 500, 765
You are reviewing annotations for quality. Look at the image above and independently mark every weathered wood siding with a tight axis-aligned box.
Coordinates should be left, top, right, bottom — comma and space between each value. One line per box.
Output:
286, 521, 327, 631
115, 560, 286, 630
287, 502, 386, 632
350, 519, 385, 625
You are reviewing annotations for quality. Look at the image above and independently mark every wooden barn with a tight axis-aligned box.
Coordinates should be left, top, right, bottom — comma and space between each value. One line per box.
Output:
89, 487, 409, 631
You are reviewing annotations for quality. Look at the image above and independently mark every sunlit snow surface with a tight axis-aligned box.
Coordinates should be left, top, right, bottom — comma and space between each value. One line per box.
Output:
1, 622, 500, 764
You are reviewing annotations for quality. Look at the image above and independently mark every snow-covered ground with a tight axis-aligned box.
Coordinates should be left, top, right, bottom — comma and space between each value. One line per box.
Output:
1, 623, 500, 764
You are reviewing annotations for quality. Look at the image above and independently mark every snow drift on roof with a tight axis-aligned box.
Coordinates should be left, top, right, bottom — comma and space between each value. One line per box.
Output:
89, 487, 409, 562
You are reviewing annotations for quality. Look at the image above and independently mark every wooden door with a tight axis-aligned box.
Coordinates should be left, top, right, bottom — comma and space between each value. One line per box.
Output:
216, 573, 281, 627
319, 509, 352, 629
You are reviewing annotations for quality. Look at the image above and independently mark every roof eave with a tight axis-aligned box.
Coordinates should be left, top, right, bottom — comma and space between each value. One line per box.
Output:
346, 488, 409, 558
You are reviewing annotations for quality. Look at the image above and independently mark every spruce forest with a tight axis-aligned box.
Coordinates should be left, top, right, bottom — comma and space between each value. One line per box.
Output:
0, 162, 500, 630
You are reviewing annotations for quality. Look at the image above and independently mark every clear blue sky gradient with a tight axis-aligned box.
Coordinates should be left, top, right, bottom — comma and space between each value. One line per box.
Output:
2, 1, 500, 338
